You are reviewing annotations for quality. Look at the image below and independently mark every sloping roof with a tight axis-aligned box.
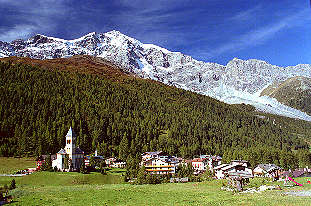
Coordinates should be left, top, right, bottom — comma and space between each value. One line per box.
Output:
192, 158, 206, 162
57, 148, 66, 154
256, 164, 281, 172
73, 147, 84, 154
200, 155, 211, 159
199, 155, 222, 160
221, 164, 239, 171
214, 164, 230, 170
293, 170, 306, 178
231, 160, 249, 163
143, 151, 163, 156
212, 156, 222, 160
66, 127, 76, 137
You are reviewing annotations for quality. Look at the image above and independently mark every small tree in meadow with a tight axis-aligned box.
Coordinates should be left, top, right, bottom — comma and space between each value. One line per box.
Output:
202, 169, 214, 181
80, 161, 88, 174
9, 179, 16, 190
41, 155, 53, 171
3, 184, 8, 193
136, 166, 146, 184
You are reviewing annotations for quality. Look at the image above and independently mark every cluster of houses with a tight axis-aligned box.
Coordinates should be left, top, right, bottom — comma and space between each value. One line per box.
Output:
140, 151, 311, 182
36, 128, 311, 184
140, 151, 255, 180
140, 151, 223, 175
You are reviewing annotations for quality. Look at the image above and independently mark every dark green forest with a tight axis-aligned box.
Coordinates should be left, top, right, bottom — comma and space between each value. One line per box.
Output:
0, 59, 311, 169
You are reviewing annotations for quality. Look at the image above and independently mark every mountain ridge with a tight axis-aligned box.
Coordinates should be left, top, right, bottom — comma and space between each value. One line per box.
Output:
1, 31, 311, 120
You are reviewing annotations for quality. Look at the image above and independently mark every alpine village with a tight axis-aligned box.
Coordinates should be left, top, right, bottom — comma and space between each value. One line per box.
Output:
2, 2, 311, 205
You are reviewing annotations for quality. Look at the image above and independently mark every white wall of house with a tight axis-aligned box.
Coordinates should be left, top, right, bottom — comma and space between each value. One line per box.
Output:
208, 159, 222, 170
215, 170, 225, 179
192, 161, 206, 172
52, 153, 64, 170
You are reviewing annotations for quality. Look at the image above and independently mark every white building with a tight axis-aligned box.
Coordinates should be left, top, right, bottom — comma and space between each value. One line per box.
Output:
142, 151, 165, 161
214, 160, 253, 179
52, 127, 84, 171
199, 155, 222, 171
143, 156, 179, 174
192, 158, 208, 174
253, 164, 282, 178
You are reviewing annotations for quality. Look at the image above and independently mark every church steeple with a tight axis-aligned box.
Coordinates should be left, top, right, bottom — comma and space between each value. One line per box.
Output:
65, 127, 76, 154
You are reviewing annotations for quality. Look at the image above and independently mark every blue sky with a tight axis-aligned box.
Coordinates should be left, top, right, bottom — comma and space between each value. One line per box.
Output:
0, 0, 310, 66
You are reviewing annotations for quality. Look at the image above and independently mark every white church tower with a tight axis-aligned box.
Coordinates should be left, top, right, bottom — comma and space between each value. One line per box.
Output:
65, 127, 76, 156
52, 127, 84, 171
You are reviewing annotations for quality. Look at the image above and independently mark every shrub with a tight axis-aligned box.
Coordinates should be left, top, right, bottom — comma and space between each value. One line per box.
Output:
3, 184, 8, 192
79, 162, 89, 174
201, 169, 214, 181
101, 168, 107, 175
9, 179, 16, 190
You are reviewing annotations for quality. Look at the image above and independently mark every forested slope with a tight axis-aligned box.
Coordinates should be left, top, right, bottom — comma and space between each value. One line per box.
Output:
0, 56, 310, 169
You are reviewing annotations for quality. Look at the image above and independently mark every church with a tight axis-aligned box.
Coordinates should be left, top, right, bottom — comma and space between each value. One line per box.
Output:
52, 127, 84, 171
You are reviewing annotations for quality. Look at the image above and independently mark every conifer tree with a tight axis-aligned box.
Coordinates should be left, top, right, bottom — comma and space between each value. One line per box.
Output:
119, 133, 129, 161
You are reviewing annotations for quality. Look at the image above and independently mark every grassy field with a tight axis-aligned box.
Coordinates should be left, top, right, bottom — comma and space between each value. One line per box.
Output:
0, 158, 310, 205
1, 172, 311, 206
0, 157, 36, 174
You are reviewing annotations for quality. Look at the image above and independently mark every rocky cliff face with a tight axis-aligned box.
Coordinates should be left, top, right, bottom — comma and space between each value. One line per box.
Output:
1, 30, 311, 120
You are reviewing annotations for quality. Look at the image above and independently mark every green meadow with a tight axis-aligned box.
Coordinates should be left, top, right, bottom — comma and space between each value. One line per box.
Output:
1, 158, 311, 205
0, 157, 36, 174
0, 172, 310, 206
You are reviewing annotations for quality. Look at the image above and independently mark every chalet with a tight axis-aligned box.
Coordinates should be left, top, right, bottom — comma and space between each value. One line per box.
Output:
192, 158, 208, 174
105, 157, 117, 167
231, 160, 251, 168
105, 157, 126, 168
52, 127, 84, 171
141, 151, 180, 174
111, 161, 126, 168
199, 155, 222, 171
254, 164, 282, 179
214, 164, 230, 179
143, 156, 179, 174
142, 151, 165, 161
214, 160, 252, 179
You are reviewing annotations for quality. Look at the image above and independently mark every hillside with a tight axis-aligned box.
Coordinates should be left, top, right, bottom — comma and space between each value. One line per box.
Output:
261, 76, 311, 115
1, 31, 311, 120
0, 56, 310, 169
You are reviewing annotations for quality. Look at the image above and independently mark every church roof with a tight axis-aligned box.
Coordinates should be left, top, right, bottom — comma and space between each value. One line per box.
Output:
66, 127, 76, 137
73, 147, 84, 154
57, 148, 66, 154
